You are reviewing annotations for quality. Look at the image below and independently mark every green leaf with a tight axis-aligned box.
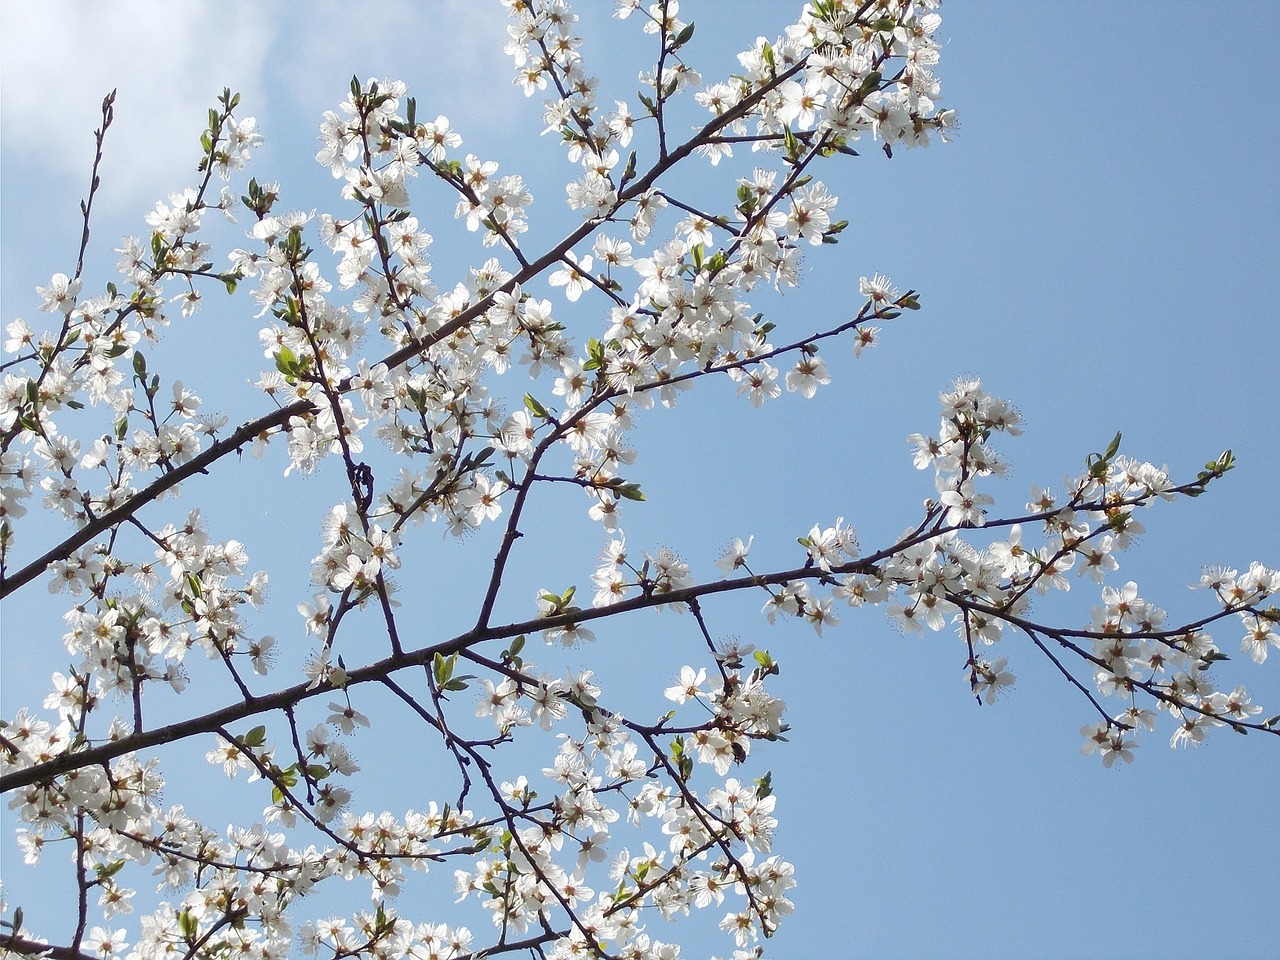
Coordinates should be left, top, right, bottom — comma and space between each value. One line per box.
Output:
524, 393, 548, 418
433, 651, 456, 685
782, 125, 799, 159
1102, 431, 1122, 461
242, 725, 267, 748
274, 345, 300, 380
96, 858, 126, 880
584, 338, 604, 372
616, 482, 645, 502
672, 21, 695, 48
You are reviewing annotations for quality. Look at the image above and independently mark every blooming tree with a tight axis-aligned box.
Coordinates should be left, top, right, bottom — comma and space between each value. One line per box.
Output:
2, 2, 1277, 958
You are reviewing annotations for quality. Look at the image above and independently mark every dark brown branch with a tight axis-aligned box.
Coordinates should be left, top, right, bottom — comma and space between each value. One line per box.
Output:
0, 404, 299, 598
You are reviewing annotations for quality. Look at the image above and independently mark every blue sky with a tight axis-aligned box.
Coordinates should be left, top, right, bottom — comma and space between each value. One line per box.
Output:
2, 3, 1278, 958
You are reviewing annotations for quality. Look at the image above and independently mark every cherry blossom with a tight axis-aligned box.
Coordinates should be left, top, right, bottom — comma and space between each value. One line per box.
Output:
1, 5, 1274, 960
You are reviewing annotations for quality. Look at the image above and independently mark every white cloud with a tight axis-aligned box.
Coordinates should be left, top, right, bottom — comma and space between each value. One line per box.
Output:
272, 1, 519, 132
1, 0, 276, 213
2, 1, 524, 216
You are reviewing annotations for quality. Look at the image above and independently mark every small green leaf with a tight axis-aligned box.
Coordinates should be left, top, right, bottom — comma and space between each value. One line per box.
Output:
96, 858, 126, 880
242, 725, 267, 748
1102, 431, 1122, 461
433, 652, 456, 685
616, 482, 645, 502
672, 21, 695, 48
274, 345, 299, 380
524, 393, 548, 418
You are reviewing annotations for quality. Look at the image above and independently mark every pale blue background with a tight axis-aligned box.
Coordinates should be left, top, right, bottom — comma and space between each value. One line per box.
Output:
2, 3, 1277, 958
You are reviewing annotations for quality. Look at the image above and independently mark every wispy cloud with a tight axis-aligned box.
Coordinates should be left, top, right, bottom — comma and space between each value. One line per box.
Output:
2, 1, 523, 216
272, 1, 519, 134
1, 0, 277, 213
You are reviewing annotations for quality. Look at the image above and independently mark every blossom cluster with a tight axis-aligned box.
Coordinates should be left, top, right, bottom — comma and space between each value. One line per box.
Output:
720, 377, 1278, 763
